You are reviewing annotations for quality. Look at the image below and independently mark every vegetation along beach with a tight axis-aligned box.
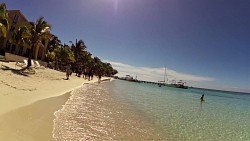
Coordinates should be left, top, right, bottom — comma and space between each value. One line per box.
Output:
1, 1, 250, 141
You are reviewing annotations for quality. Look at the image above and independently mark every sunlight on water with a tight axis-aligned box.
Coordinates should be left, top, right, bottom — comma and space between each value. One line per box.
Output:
53, 83, 165, 141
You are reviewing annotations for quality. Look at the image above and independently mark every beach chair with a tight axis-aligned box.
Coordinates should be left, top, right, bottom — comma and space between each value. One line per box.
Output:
16, 59, 28, 68
31, 60, 36, 68
16, 61, 25, 67
34, 60, 45, 69
24, 59, 28, 66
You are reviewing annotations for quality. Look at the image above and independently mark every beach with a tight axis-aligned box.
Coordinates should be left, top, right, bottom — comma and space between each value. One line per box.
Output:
1, 61, 250, 141
0, 61, 100, 141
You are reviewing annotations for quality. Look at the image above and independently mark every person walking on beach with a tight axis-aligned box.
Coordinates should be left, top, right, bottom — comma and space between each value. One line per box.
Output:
88, 68, 93, 81
83, 68, 87, 79
90, 70, 94, 80
65, 64, 72, 80
98, 74, 102, 83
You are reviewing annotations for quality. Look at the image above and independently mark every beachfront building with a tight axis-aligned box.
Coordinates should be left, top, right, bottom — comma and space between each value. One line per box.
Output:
1, 10, 29, 56
0, 9, 50, 61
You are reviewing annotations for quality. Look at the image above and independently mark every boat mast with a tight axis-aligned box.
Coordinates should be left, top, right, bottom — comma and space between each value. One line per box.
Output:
164, 64, 166, 83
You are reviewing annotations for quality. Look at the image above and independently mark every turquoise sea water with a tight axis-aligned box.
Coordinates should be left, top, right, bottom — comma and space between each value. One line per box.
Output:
54, 80, 250, 141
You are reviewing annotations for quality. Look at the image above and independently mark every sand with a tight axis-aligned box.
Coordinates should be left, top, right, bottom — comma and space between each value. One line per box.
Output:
0, 61, 102, 141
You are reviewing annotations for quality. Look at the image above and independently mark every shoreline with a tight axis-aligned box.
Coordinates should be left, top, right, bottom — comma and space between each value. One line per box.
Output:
0, 61, 104, 141
53, 81, 166, 140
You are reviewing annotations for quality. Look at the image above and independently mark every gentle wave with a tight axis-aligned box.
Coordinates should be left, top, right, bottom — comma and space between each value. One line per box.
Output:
53, 83, 165, 141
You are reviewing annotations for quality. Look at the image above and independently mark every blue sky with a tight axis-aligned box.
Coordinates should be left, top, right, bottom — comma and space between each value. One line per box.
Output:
3, 0, 250, 92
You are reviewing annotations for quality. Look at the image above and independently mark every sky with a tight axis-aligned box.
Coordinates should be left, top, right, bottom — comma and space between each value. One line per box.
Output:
2, 0, 250, 92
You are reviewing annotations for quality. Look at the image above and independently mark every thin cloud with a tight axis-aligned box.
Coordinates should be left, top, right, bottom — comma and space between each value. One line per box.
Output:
106, 60, 215, 82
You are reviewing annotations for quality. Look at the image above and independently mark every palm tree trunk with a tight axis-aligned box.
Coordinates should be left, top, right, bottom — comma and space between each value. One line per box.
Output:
34, 44, 39, 60
14, 44, 19, 55
27, 44, 35, 67
41, 40, 48, 61
28, 51, 32, 67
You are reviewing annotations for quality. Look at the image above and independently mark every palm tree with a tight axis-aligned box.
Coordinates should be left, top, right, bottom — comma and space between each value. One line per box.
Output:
47, 35, 61, 52
9, 25, 28, 55
0, 3, 9, 51
53, 44, 75, 70
70, 40, 86, 58
70, 39, 87, 57
111, 69, 118, 76
42, 34, 60, 61
93, 56, 102, 75
92, 57, 118, 76
84, 51, 93, 67
26, 17, 51, 67
0, 3, 9, 38
103, 62, 112, 76
37, 30, 53, 61
70, 39, 87, 70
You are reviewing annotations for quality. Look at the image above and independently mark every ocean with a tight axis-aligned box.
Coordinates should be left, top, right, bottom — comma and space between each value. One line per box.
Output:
53, 80, 250, 141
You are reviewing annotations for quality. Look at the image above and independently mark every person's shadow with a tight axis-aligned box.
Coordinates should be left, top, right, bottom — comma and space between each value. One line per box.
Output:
1, 65, 30, 77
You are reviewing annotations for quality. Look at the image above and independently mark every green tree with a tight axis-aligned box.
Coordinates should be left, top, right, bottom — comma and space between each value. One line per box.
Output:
92, 57, 118, 76
38, 31, 54, 61
111, 69, 118, 76
0, 3, 9, 51
0, 3, 9, 38
53, 44, 75, 70
26, 17, 51, 67
9, 26, 29, 55
92, 56, 103, 75
70, 39, 87, 68
47, 35, 61, 52
44, 34, 61, 62
84, 51, 93, 68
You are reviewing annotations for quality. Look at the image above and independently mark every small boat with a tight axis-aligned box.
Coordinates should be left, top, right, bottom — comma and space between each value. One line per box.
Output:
158, 65, 188, 89
172, 80, 188, 89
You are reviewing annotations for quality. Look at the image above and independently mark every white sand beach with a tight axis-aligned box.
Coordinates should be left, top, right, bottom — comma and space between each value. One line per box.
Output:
0, 61, 101, 141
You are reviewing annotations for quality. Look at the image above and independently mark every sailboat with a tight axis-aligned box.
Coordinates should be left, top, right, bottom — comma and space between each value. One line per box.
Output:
158, 65, 188, 89
158, 65, 167, 87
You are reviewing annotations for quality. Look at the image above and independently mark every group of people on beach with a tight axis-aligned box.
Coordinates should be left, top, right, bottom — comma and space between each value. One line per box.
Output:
65, 64, 102, 82
78, 68, 94, 81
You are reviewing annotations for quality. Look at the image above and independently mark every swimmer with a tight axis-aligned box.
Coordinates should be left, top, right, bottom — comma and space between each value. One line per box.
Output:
200, 94, 205, 102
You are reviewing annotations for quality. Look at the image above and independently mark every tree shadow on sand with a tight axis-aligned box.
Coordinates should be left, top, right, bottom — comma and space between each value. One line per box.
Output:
1, 65, 35, 77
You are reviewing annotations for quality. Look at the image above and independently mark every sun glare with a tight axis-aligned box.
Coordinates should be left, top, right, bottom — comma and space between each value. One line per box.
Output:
113, 0, 119, 14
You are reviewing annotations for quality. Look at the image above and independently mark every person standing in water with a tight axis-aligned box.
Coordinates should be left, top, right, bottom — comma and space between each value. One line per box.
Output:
200, 91, 205, 102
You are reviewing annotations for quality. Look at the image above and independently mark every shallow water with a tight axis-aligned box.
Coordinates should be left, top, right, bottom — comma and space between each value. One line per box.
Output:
53, 82, 165, 141
53, 80, 250, 141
